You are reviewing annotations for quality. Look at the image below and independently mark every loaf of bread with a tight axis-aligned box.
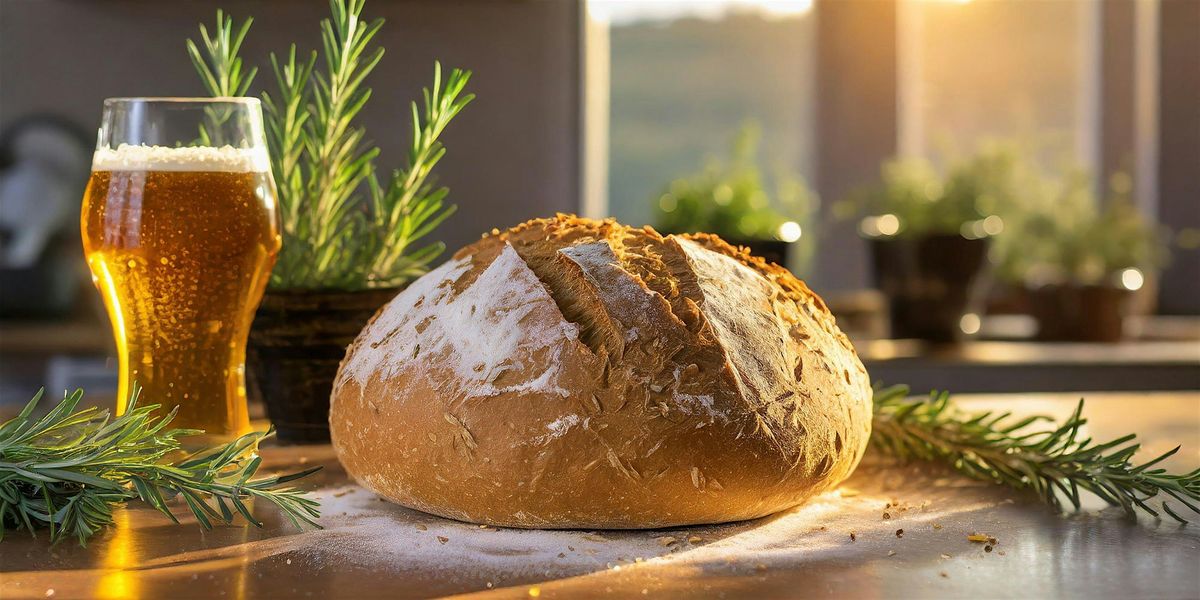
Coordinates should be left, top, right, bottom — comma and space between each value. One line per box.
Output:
330, 215, 872, 528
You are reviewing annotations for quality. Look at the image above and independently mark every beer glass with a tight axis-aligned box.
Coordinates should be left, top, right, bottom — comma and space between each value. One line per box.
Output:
82, 98, 280, 441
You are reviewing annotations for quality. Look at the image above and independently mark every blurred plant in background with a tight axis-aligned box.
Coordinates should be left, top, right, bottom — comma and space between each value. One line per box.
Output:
654, 122, 818, 272
842, 141, 1042, 341
838, 140, 1038, 242
1003, 170, 1168, 288
844, 137, 1173, 342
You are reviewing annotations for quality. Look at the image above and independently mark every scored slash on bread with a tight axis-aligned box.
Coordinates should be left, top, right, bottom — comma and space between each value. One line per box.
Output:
330, 214, 872, 529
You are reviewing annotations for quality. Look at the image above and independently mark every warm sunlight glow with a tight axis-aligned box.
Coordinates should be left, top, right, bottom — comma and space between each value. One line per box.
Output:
859, 214, 901, 238
95, 511, 139, 599
981, 215, 1004, 236
960, 312, 982, 335
1120, 268, 1145, 291
877, 214, 901, 236
778, 220, 803, 242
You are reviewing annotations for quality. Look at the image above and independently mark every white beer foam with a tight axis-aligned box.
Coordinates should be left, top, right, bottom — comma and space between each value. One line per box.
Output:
92, 143, 269, 173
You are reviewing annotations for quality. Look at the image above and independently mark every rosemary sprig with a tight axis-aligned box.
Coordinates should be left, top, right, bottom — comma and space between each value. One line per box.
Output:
189, 0, 471, 291
0, 386, 321, 546
186, 9, 256, 98
367, 62, 473, 285
871, 385, 1200, 523
186, 9, 256, 147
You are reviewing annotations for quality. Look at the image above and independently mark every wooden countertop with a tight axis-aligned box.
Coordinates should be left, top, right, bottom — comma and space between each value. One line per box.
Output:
2, 392, 1198, 599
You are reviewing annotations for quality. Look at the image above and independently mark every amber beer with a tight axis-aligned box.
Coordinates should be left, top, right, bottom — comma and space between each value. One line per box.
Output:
82, 143, 279, 439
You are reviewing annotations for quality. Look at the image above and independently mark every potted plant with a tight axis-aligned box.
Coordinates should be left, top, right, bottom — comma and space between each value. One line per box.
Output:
653, 123, 818, 274
841, 142, 1032, 342
187, 1, 473, 442
998, 171, 1167, 342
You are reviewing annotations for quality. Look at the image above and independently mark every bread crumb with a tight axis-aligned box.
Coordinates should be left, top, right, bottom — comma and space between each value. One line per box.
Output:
415, 524, 427, 531
967, 533, 992, 543
932, 523, 943, 530
940, 572, 949, 578
887, 550, 896, 557
528, 587, 541, 597
849, 532, 856, 541
688, 535, 704, 544
656, 536, 678, 547
437, 536, 449, 544
755, 563, 768, 572
940, 554, 951, 559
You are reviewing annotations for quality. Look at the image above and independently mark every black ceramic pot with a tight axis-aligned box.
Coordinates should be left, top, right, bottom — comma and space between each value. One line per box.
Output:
246, 287, 399, 443
1027, 284, 1129, 342
870, 234, 990, 342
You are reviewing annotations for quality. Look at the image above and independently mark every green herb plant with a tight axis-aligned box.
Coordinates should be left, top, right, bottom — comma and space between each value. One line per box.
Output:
837, 140, 1038, 239
872, 385, 1200, 523
997, 169, 1167, 287
654, 122, 818, 271
0, 387, 320, 546
188, 0, 474, 290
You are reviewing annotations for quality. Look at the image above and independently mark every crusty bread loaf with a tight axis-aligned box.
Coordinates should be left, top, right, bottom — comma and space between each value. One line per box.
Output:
330, 215, 872, 528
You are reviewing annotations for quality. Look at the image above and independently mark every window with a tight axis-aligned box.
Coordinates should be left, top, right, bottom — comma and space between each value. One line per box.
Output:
898, 0, 1100, 170
589, 1, 817, 227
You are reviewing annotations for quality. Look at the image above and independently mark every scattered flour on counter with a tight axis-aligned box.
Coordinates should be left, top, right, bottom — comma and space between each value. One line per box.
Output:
128, 464, 1035, 591
275, 470, 1006, 587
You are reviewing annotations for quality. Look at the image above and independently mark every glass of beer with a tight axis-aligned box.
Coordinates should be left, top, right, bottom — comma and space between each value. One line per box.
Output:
82, 98, 280, 442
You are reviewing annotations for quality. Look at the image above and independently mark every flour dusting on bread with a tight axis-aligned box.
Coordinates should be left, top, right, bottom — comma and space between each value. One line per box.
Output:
344, 243, 579, 398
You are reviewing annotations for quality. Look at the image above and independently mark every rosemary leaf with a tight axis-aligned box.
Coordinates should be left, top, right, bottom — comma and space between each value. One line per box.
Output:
872, 385, 1200, 523
0, 385, 321, 547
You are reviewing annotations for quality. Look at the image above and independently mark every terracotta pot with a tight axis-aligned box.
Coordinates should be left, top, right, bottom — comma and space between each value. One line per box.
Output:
246, 287, 399, 443
869, 234, 991, 342
1027, 284, 1130, 342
